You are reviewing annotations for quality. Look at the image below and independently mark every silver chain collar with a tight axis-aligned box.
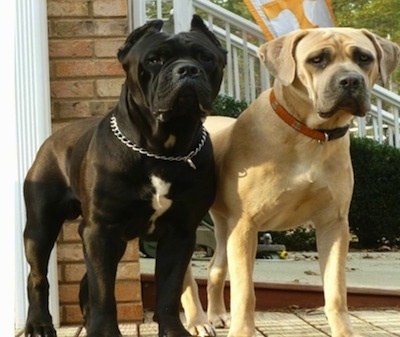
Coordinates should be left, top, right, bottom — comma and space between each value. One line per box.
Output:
110, 114, 208, 170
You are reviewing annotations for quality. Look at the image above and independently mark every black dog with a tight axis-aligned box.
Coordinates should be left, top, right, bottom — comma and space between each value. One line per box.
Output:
23, 15, 226, 337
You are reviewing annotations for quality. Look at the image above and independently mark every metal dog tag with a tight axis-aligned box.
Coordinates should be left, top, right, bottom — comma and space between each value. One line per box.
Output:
186, 158, 196, 170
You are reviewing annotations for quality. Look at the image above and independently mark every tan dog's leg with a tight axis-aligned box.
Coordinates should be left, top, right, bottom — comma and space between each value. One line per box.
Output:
214, 216, 258, 337
207, 212, 231, 328
315, 219, 358, 337
181, 265, 216, 336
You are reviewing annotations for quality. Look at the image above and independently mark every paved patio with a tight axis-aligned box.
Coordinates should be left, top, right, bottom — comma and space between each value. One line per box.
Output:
15, 309, 400, 336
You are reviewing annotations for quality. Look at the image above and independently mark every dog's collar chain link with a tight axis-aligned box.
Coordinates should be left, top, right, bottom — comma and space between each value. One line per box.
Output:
110, 114, 207, 170
270, 90, 350, 143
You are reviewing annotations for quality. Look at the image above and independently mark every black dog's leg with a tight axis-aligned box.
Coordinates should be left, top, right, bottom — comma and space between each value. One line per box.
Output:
154, 228, 196, 337
24, 221, 61, 337
23, 180, 76, 337
79, 223, 127, 337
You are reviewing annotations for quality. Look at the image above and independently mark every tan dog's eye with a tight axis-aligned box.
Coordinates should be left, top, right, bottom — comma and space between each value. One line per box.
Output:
311, 56, 323, 64
357, 53, 373, 66
307, 52, 329, 68
353, 48, 374, 67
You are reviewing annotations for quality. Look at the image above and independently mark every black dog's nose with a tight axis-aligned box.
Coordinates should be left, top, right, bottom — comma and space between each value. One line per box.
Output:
339, 74, 364, 89
176, 64, 199, 78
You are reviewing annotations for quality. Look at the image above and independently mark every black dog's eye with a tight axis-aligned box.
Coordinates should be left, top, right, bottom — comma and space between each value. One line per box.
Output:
146, 55, 164, 65
198, 53, 214, 66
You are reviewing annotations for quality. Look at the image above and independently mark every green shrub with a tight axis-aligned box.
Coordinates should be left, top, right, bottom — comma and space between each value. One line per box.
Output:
273, 137, 400, 251
272, 227, 316, 251
349, 137, 400, 248
212, 94, 248, 118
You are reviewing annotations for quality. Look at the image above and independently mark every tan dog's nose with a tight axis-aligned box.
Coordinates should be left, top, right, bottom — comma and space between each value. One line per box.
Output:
339, 73, 364, 90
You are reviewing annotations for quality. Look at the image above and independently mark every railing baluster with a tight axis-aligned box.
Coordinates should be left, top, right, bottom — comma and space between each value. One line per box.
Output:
376, 98, 384, 143
249, 57, 256, 102
225, 22, 234, 97
242, 32, 250, 102
233, 48, 240, 100
394, 107, 399, 148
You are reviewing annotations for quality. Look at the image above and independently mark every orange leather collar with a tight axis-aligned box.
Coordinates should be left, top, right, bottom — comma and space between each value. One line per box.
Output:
269, 90, 349, 142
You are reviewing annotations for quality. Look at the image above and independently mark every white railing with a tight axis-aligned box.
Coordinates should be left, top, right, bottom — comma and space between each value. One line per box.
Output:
132, 0, 400, 148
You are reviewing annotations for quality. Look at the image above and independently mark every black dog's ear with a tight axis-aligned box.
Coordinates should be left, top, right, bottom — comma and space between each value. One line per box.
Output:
118, 19, 164, 62
190, 14, 224, 49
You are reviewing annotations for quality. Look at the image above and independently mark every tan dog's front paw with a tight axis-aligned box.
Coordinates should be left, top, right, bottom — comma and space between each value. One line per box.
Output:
187, 321, 216, 337
208, 312, 231, 329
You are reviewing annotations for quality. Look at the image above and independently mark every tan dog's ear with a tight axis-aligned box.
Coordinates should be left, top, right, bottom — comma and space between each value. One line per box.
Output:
257, 30, 308, 86
361, 29, 400, 85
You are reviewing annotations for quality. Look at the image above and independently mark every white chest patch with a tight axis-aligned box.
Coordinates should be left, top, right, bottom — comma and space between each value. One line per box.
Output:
164, 134, 176, 148
148, 175, 172, 233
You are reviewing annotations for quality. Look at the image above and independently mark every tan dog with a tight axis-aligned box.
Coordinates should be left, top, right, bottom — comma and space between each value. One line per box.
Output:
181, 28, 400, 337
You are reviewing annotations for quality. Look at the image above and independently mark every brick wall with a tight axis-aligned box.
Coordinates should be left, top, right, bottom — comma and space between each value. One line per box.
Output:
48, 0, 127, 127
47, 0, 144, 325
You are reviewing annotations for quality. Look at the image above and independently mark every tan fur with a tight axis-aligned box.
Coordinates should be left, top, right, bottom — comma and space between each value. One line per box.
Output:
182, 28, 400, 337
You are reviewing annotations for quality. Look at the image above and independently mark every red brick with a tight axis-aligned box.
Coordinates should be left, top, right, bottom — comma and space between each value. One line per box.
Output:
57, 243, 84, 262
96, 78, 124, 97
94, 38, 125, 58
62, 304, 83, 324
58, 264, 64, 282
93, 0, 128, 17
117, 302, 143, 322
117, 261, 140, 280
49, 39, 93, 58
61, 294, 143, 324
115, 281, 141, 302
50, 19, 96, 38
56, 101, 92, 119
60, 220, 81, 242
51, 80, 94, 98
51, 20, 128, 38
89, 100, 118, 116
59, 283, 80, 304
47, 0, 89, 17
94, 19, 128, 36
121, 240, 140, 261
63, 263, 86, 282
55, 60, 123, 78
61, 298, 143, 324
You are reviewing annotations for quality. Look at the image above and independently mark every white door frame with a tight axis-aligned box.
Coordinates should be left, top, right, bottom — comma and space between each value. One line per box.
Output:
14, 0, 59, 329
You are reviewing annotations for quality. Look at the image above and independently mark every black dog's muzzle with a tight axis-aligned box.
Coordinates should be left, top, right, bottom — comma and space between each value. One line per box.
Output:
153, 60, 211, 122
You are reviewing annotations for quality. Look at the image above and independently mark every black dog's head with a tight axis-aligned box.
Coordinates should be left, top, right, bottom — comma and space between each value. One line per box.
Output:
118, 15, 227, 122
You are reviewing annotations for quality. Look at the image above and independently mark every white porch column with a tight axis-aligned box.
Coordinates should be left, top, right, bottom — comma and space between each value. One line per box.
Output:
14, 0, 59, 329
173, 0, 193, 32
130, 0, 147, 29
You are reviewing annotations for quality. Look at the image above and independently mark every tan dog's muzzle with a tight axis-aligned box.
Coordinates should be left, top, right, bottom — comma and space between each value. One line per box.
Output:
319, 70, 370, 118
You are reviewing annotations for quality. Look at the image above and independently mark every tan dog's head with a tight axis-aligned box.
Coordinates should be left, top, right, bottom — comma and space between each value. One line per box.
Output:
258, 28, 400, 120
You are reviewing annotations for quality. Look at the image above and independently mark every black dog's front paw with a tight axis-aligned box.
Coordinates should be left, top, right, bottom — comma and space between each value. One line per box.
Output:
86, 326, 122, 337
159, 322, 192, 337
24, 323, 57, 337
160, 328, 192, 337
86, 330, 122, 337
85, 322, 122, 337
